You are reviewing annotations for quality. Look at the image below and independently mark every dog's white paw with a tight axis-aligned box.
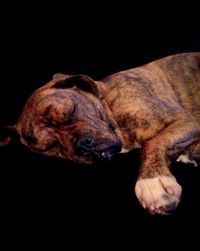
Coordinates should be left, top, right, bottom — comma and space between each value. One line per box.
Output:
135, 176, 182, 215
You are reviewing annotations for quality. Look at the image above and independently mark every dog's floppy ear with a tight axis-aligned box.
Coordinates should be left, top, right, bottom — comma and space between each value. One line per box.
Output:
52, 74, 100, 98
53, 73, 69, 80
0, 126, 19, 147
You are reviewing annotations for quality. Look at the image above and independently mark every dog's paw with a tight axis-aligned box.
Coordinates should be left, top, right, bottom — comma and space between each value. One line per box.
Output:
135, 176, 182, 215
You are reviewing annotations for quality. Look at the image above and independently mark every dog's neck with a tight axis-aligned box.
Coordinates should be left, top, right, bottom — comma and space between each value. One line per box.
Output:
96, 80, 132, 153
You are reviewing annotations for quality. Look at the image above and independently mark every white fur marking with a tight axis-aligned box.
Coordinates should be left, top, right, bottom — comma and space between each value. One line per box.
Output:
120, 147, 130, 153
135, 176, 182, 215
176, 154, 198, 167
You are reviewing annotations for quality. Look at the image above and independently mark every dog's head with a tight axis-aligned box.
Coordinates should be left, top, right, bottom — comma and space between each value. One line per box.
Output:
0, 74, 122, 164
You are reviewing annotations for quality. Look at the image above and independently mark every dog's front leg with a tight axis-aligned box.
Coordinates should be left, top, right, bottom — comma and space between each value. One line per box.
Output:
135, 119, 200, 215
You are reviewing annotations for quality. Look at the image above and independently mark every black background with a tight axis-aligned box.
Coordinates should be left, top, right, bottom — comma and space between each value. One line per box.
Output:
1, 1, 200, 247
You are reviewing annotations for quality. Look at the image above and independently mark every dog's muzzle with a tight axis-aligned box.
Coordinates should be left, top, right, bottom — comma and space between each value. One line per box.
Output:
75, 134, 122, 161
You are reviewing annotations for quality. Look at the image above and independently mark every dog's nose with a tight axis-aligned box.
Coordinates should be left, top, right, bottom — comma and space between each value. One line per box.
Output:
77, 134, 122, 160
79, 134, 93, 148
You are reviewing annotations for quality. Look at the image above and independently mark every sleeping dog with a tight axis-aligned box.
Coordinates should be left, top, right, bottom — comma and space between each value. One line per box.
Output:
1, 52, 200, 215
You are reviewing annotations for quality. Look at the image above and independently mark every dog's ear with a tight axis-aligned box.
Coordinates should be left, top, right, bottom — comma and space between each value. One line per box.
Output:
53, 73, 70, 80
52, 74, 100, 98
0, 126, 19, 147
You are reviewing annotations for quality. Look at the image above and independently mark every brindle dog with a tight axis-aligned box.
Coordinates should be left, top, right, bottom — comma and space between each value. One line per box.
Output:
1, 52, 200, 215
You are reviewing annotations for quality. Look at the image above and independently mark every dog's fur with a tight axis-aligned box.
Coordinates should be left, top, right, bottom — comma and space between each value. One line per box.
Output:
1, 52, 200, 214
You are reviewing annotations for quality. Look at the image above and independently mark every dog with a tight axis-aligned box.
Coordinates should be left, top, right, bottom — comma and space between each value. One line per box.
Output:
1, 52, 200, 215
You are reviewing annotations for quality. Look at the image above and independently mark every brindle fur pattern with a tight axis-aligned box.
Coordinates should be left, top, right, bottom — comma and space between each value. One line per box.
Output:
101, 53, 200, 177
1, 52, 200, 214
14, 76, 121, 164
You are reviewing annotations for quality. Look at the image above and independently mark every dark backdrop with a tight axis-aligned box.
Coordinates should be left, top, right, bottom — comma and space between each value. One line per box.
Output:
1, 2, 200, 247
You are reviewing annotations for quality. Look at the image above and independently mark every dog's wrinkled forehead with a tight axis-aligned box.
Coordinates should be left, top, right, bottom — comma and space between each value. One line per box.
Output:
44, 74, 105, 120
11, 74, 103, 135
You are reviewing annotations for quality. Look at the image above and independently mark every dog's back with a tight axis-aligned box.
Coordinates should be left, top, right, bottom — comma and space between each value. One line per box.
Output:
149, 52, 200, 122
103, 52, 200, 123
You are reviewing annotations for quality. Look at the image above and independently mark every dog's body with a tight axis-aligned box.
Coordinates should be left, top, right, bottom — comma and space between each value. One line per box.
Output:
1, 52, 200, 214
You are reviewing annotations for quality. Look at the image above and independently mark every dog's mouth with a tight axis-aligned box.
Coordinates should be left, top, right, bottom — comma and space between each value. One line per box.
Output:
71, 134, 122, 162
74, 137, 122, 162
75, 146, 120, 161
